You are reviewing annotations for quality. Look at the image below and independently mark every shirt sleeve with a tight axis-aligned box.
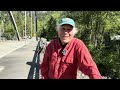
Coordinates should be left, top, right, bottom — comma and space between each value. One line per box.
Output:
41, 45, 50, 79
76, 41, 103, 79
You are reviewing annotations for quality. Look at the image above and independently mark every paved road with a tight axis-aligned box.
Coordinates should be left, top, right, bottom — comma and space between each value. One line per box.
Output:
0, 38, 43, 79
0, 38, 34, 59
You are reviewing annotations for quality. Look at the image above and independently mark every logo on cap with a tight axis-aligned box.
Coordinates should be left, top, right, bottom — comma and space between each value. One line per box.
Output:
65, 18, 70, 22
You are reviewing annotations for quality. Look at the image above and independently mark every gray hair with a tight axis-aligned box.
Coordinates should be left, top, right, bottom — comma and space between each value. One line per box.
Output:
56, 24, 78, 35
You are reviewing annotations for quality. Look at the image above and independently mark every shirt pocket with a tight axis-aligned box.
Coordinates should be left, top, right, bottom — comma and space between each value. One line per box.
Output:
61, 57, 74, 72
64, 56, 74, 64
49, 53, 57, 70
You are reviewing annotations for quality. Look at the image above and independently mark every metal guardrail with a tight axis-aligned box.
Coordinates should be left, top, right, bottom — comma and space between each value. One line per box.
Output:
27, 40, 41, 79
26, 39, 47, 79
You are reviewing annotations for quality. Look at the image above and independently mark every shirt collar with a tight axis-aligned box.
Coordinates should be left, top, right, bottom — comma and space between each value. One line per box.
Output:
57, 38, 75, 50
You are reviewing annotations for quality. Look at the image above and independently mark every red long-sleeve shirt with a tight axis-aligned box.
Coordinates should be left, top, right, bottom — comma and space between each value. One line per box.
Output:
41, 38, 102, 79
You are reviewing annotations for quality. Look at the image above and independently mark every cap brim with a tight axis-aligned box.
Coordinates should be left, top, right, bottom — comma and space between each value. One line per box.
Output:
60, 22, 74, 27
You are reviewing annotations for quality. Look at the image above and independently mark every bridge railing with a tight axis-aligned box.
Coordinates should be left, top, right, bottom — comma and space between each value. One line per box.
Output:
26, 40, 41, 79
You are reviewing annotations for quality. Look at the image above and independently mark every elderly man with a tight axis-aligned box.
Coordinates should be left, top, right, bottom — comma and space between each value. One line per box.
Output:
40, 18, 102, 79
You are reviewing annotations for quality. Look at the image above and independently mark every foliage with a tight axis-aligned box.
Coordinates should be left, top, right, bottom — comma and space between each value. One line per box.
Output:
39, 11, 62, 40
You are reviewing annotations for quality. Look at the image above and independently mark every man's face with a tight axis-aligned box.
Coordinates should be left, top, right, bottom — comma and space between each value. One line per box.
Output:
58, 24, 74, 45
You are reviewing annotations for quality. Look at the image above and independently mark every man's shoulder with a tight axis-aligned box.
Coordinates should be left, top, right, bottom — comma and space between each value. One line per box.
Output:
73, 38, 85, 48
50, 38, 58, 43
73, 38, 84, 44
47, 38, 59, 46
